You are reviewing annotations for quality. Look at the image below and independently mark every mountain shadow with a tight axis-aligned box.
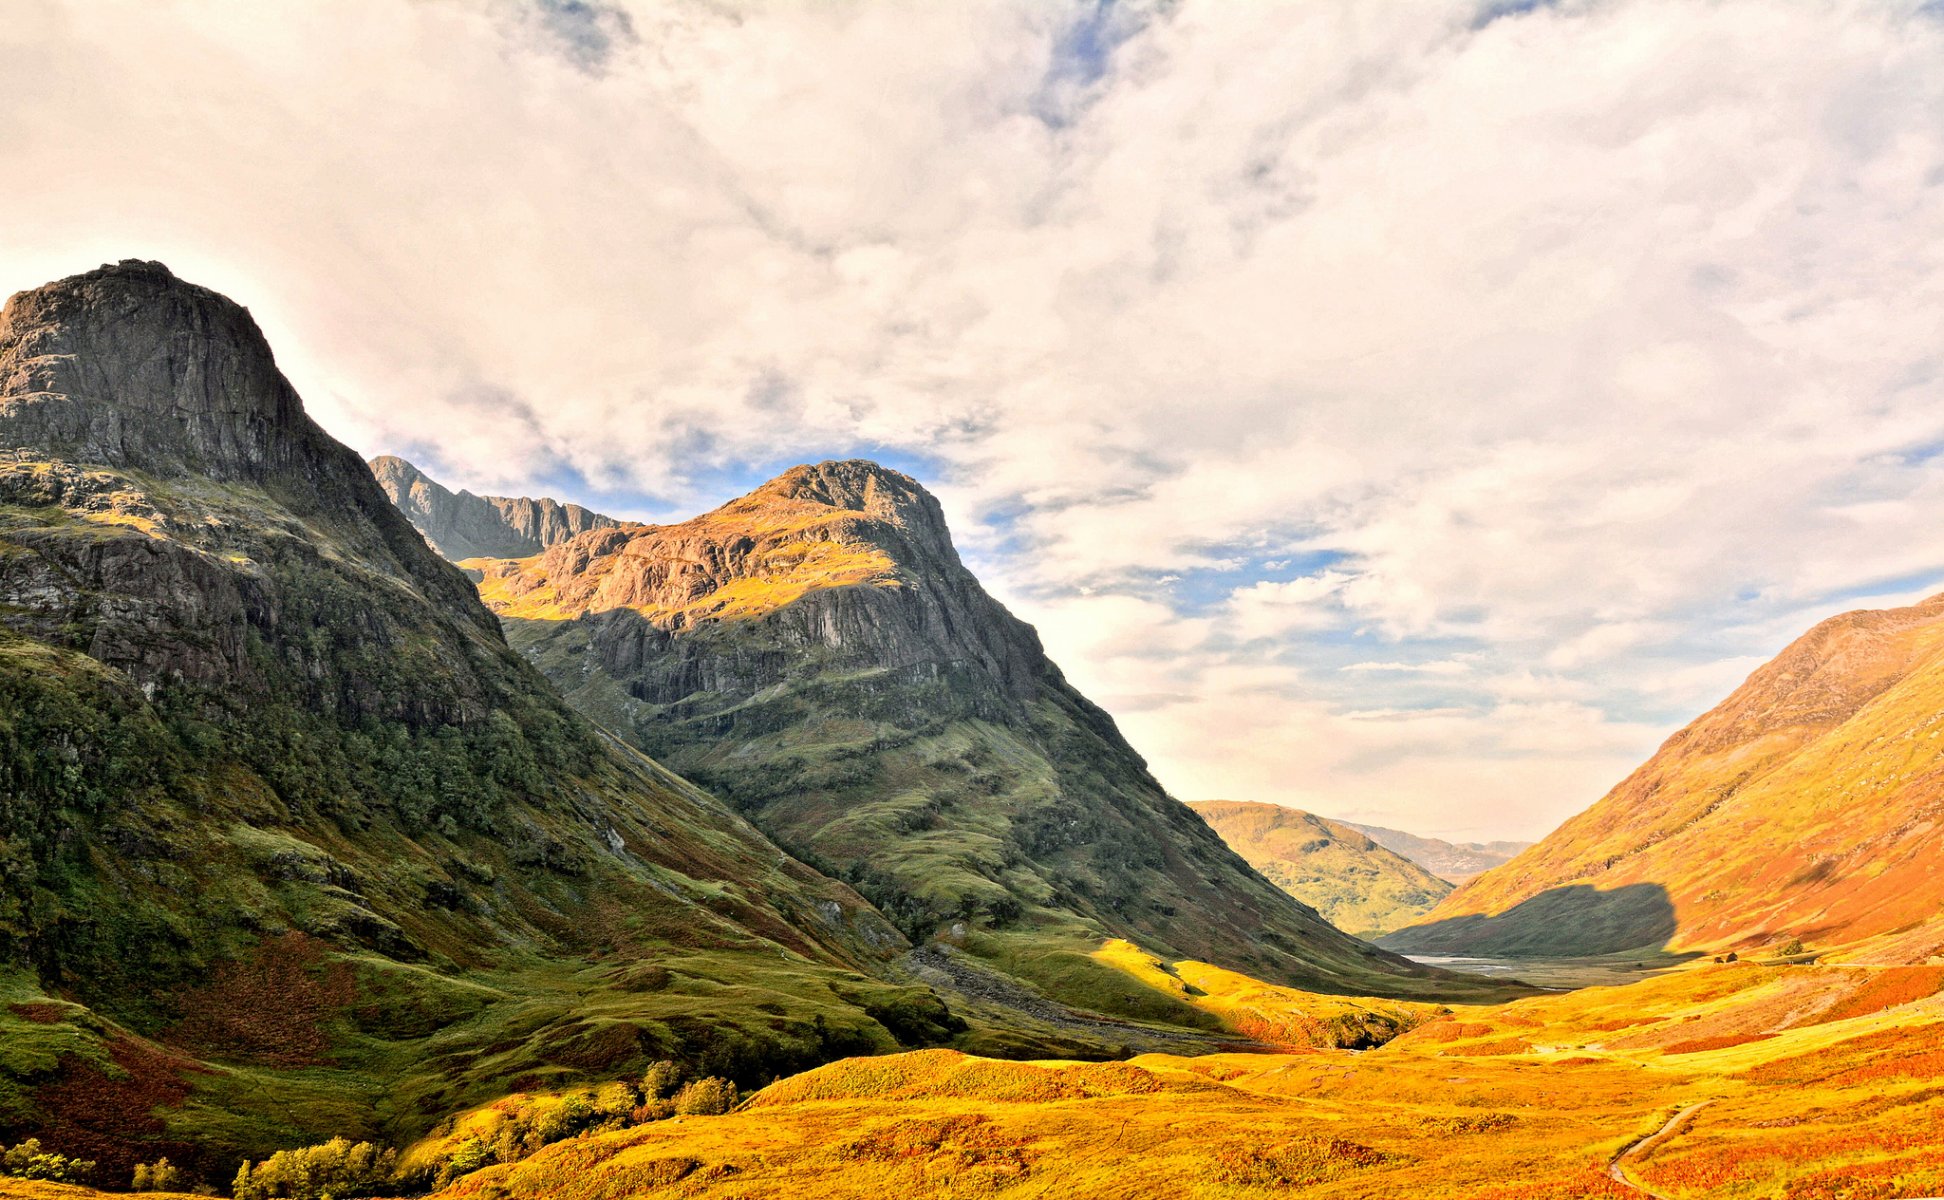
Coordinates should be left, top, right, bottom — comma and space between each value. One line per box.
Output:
1377, 882, 1677, 957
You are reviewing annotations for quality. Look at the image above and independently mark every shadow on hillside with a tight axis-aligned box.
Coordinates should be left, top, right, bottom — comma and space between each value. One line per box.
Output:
1376, 882, 1680, 958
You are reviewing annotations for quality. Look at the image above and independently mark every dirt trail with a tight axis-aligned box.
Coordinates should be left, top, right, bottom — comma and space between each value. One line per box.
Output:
1607, 1102, 1711, 1198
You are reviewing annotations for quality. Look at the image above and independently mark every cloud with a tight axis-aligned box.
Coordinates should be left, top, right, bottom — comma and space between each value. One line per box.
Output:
5, 0, 1944, 838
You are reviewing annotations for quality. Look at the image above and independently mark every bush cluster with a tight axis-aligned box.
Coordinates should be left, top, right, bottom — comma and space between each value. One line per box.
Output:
429, 1062, 738, 1188
0, 1138, 97, 1184
232, 1137, 396, 1200
131, 1158, 185, 1191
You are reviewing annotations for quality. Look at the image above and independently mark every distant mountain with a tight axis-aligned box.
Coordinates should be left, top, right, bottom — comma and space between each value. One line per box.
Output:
1340, 823, 1531, 883
1186, 803, 1453, 937
0, 262, 944, 1178
369, 455, 616, 560
381, 457, 1501, 1027
1386, 592, 1944, 961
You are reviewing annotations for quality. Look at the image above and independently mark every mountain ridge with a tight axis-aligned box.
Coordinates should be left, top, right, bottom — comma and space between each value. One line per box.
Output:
1338, 822, 1531, 883
369, 455, 618, 561
378, 455, 1506, 1018
1386, 590, 1944, 961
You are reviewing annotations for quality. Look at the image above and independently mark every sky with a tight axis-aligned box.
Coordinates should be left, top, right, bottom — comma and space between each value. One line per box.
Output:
5, 0, 1944, 840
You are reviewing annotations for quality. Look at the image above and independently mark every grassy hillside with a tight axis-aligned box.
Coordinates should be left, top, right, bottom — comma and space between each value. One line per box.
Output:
1388, 591, 1944, 961
1187, 802, 1452, 937
307, 961, 1944, 1197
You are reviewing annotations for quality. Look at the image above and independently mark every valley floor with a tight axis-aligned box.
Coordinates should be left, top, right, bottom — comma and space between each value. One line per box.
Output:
7, 958, 1942, 1199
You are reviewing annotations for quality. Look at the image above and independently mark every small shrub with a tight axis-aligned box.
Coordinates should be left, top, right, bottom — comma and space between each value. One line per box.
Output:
531, 1095, 596, 1144
434, 1138, 496, 1187
1208, 1137, 1389, 1187
592, 1080, 641, 1124
1417, 1112, 1517, 1135
132, 1157, 185, 1191
672, 1077, 738, 1116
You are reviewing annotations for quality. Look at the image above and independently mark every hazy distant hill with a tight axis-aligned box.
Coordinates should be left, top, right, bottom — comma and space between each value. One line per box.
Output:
1187, 803, 1453, 936
1340, 823, 1531, 883
1387, 592, 1944, 961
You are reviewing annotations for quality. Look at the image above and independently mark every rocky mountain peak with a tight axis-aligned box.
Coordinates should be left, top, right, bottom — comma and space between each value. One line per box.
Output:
0, 260, 311, 480
760, 459, 937, 521
369, 454, 618, 561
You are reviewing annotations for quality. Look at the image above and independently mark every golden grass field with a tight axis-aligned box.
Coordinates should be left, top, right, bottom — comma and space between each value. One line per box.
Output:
3, 952, 1943, 1198
390, 958, 1944, 1197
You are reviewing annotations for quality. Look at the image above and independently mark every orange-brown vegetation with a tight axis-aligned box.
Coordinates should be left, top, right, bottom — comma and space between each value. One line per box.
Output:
167, 933, 356, 1067
29, 1038, 210, 1177
1813, 965, 1944, 1024
1662, 1033, 1773, 1054
1397, 592, 1944, 960
7, 956, 1944, 1198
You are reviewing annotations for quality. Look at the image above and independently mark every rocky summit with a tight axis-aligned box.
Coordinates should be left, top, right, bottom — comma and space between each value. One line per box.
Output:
384, 457, 1510, 1038
1387, 591, 1944, 962
0, 263, 951, 1175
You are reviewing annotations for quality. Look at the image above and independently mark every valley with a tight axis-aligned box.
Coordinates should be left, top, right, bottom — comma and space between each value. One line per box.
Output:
1, 260, 1941, 1199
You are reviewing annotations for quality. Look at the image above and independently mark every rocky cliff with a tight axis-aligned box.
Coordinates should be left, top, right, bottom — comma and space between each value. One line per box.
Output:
1187, 802, 1454, 937
0, 263, 949, 1179
386, 457, 1502, 1024
1386, 592, 1944, 961
369, 455, 617, 561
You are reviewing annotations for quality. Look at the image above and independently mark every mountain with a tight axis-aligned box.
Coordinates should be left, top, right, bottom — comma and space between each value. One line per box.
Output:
1339, 823, 1531, 884
368, 455, 616, 560
380, 457, 1500, 1024
1186, 803, 1453, 937
0, 262, 957, 1179
1386, 591, 1944, 961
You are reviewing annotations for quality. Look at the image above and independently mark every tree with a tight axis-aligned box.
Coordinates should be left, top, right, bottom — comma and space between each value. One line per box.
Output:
132, 1158, 184, 1192
671, 1078, 738, 1116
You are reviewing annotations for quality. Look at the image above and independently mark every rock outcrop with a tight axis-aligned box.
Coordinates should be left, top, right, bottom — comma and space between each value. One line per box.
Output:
370, 454, 617, 561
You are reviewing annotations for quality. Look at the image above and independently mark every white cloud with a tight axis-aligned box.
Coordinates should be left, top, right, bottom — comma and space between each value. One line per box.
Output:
5, 0, 1944, 838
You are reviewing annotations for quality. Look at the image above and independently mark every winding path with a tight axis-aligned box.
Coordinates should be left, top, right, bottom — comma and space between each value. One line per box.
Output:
1607, 1102, 1712, 1199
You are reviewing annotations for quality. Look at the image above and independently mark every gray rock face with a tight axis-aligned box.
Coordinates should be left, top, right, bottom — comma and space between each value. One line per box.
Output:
518, 460, 1048, 715
0, 260, 305, 479
370, 454, 617, 560
0, 261, 502, 697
